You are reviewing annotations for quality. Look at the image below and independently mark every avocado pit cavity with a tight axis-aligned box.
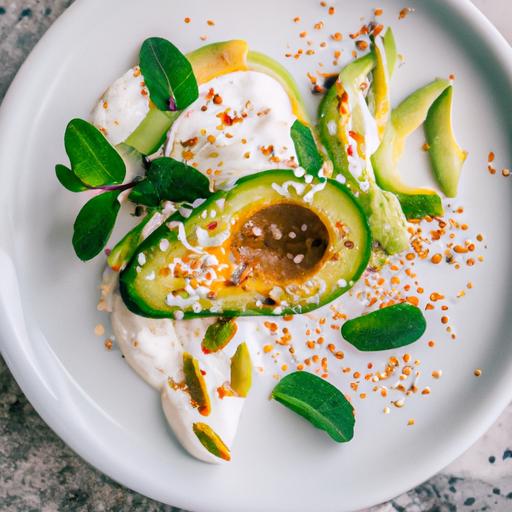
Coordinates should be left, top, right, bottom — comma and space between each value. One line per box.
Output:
230, 203, 329, 284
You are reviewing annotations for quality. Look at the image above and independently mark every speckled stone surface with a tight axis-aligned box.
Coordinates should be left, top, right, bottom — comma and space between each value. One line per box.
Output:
0, 1, 511, 510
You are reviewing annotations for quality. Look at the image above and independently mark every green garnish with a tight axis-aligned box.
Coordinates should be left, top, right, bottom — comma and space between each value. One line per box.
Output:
272, 371, 354, 443
57, 118, 212, 261
193, 422, 231, 461
64, 119, 126, 187
290, 119, 323, 176
341, 303, 426, 351
55, 164, 88, 192
139, 37, 199, 112
183, 352, 211, 416
72, 191, 121, 262
230, 342, 252, 398
129, 157, 212, 207
201, 318, 238, 354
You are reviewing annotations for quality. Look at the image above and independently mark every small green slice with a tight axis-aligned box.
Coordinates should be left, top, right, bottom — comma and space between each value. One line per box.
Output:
201, 319, 238, 354
193, 422, 231, 461
425, 86, 467, 198
230, 342, 252, 397
183, 352, 211, 416
272, 371, 354, 443
341, 303, 426, 351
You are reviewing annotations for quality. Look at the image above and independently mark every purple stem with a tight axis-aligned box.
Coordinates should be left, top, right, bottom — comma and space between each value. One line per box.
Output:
168, 96, 177, 111
92, 179, 140, 192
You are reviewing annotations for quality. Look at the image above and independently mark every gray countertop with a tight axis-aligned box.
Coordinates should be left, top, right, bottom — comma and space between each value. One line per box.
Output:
0, 1, 511, 510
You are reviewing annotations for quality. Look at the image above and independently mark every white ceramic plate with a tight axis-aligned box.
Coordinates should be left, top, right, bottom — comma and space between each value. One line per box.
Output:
0, 0, 511, 510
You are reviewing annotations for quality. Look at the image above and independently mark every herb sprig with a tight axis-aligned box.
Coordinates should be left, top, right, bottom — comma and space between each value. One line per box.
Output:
57, 119, 211, 261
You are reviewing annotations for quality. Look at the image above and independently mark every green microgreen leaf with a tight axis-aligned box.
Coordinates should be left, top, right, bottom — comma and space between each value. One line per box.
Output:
290, 120, 323, 177
129, 157, 212, 207
272, 371, 355, 443
72, 191, 121, 261
341, 303, 427, 351
64, 119, 126, 187
55, 164, 88, 192
139, 37, 199, 112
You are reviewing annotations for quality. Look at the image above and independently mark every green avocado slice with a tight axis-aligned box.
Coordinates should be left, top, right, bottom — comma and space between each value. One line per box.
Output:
371, 78, 449, 218
119, 170, 371, 319
317, 29, 409, 255
424, 86, 467, 198
124, 40, 308, 155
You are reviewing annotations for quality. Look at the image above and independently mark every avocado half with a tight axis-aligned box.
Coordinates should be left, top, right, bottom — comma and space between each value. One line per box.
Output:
120, 170, 371, 319
125, 40, 309, 155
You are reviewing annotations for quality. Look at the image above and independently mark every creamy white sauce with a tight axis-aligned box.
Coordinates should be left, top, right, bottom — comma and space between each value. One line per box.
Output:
111, 294, 247, 464
91, 67, 150, 146
165, 71, 298, 189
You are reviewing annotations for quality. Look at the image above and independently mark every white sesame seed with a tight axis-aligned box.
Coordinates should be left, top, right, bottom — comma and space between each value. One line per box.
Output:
174, 310, 184, 320
301, 224, 308, 231
159, 239, 170, 251
289, 231, 297, 239
252, 226, 263, 236
138, 253, 146, 265
293, 254, 305, 264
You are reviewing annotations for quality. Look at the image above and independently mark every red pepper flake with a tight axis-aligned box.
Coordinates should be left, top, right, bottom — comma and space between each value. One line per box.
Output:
184, 17, 191, 23
328, 6, 335, 15
207, 19, 215, 26
488, 151, 495, 162
293, 16, 301, 23
182, 137, 199, 147
213, 94, 223, 105
356, 40, 369, 51
347, 144, 354, 157
207, 222, 218, 231
372, 24, 384, 37
374, 8, 383, 16
331, 32, 343, 41
314, 21, 324, 30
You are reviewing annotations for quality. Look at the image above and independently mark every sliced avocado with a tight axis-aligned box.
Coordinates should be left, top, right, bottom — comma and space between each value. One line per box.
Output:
424, 86, 467, 197
317, 29, 409, 255
119, 170, 371, 319
368, 38, 391, 138
125, 109, 179, 156
371, 78, 449, 218
126, 41, 308, 155
247, 51, 309, 124
187, 40, 249, 83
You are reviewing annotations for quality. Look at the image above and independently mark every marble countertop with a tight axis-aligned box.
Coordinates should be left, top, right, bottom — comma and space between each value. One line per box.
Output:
0, 1, 511, 510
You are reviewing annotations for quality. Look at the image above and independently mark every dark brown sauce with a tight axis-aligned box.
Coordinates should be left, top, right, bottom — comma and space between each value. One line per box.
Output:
230, 203, 329, 284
